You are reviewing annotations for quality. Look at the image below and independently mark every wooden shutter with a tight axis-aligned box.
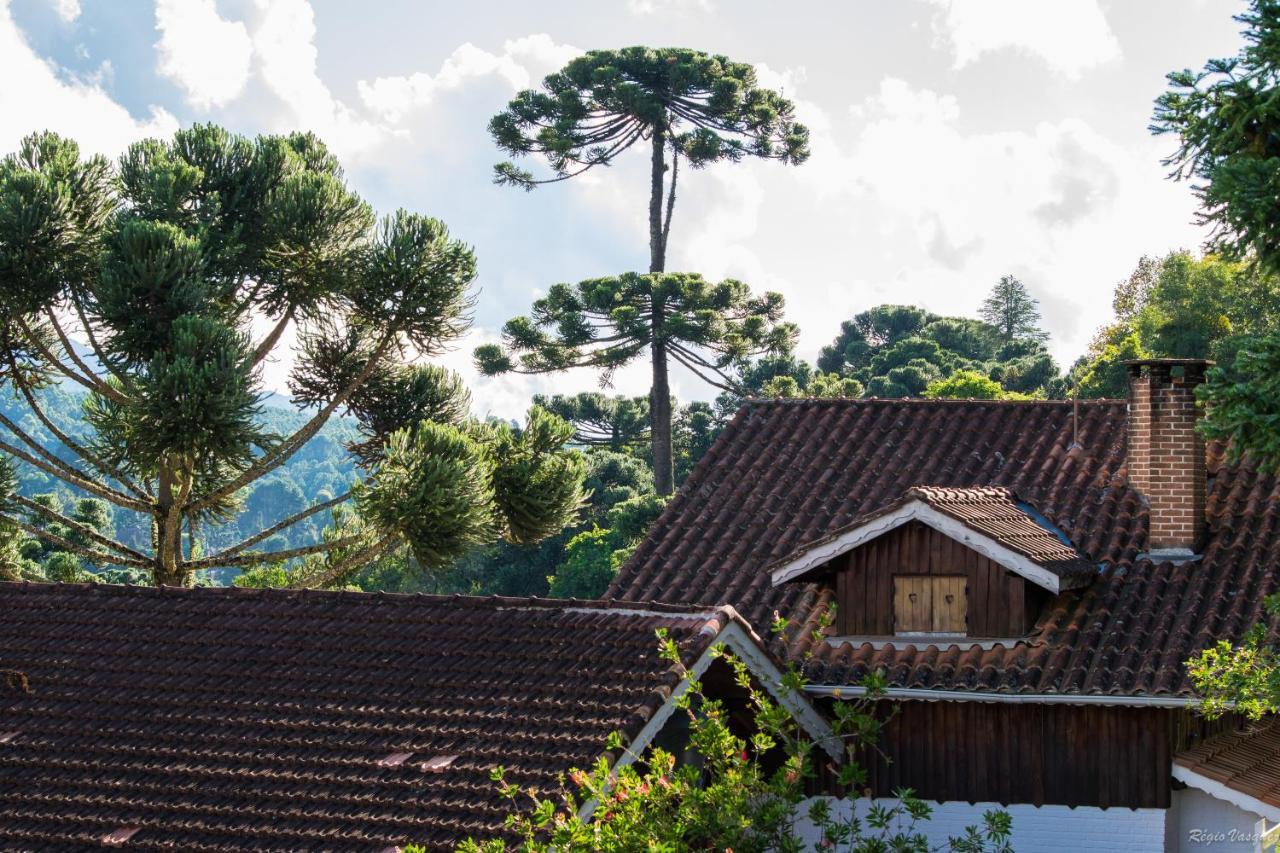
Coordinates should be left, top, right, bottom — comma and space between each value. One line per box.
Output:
893, 575, 967, 634
931, 576, 967, 633
893, 576, 933, 632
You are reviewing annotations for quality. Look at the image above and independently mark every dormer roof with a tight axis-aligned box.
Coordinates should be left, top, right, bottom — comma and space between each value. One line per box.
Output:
769, 486, 1095, 594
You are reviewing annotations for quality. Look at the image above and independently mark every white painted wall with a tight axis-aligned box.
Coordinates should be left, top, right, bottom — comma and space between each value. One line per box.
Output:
1168, 787, 1271, 852
794, 793, 1277, 851
793, 797, 1167, 852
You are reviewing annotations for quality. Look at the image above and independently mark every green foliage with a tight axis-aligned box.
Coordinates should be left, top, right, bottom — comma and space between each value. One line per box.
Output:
477, 271, 795, 494
1072, 327, 1148, 399
479, 273, 795, 381
233, 563, 292, 589
41, 550, 93, 583
762, 371, 864, 400
359, 409, 584, 577
1071, 252, 1280, 399
0, 457, 25, 581
978, 275, 1047, 344
1188, 595, 1280, 719
924, 370, 1006, 400
486, 406, 589, 544
446, 627, 1012, 852
490, 46, 809, 189
1198, 336, 1280, 470
547, 526, 624, 599
814, 303, 1059, 400
345, 363, 472, 466
818, 305, 938, 375
0, 125, 583, 587
534, 392, 649, 451
1153, 0, 1280, 270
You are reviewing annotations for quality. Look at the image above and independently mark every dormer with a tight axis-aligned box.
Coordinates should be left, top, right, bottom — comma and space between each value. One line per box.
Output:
769, 487, 1094, 641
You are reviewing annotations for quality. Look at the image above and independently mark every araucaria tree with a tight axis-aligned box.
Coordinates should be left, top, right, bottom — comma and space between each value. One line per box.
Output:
476, 272, 796, 494
0, 127, 585, 587
485, 47, 809, 494
979, 275, 1048, 344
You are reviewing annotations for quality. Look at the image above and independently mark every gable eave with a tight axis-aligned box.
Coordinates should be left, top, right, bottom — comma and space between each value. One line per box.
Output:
768, 500, 1090, 594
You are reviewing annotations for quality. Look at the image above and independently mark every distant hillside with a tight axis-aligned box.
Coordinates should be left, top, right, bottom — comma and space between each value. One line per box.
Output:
1, 382, 361, 576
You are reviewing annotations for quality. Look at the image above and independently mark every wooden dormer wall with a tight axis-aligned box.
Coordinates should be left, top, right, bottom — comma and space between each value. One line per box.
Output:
832, 520, 1052, 637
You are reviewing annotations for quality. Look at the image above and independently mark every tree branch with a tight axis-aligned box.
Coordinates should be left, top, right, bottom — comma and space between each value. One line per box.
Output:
43, 311, 131, 404
12, 494, 150, 563
0, 414, 152, 512
9, 368, 151, 501
661, 135, 678, 260
296, 534, 399, 589
17, 316, 108, 399
249, 304, 297, 369
72, 300, 136, 392
2, 514, 152, 569
211, 489, 353, 559
183, 534, 364, 570
668, 346, 740, 393
187, 332, 397, 512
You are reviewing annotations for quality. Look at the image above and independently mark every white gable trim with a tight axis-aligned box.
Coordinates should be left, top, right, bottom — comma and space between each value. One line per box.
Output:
579, 621, 841, 822
769, 499, 1069, 594
1173, 763, 1280, 824
804, 684, 1209, 708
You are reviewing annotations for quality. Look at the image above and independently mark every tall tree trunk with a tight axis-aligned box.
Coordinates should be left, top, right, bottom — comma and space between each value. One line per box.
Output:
648, 129, 675, 496
154, 457, 186, 586
649, 128, 667, 274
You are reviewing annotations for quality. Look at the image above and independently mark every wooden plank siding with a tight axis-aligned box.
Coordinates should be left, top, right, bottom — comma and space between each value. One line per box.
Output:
833, 521, 1048, 637
840, 701, 1178, 809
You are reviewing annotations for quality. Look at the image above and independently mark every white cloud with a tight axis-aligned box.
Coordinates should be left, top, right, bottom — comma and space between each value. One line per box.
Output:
627, 0, 713, 14
358, 34, 580, 124
638, 73, 1204, 374
249, 0, 386, 159
154, 0, 252, 109
52, 0, 79, 23
0, 2, 176, 157
925, 0, 1120, 77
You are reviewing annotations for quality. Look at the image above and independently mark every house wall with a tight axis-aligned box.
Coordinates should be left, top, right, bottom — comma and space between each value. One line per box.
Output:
850, 700, 1173, 808
834, 521, 1048, 636
1168, 787, 1271, 852
793, 797, 1168, 852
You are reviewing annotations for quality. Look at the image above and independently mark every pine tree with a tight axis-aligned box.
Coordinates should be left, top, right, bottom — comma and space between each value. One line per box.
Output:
476, 272, 796, 494
0, 127, 585, 587
979, 275, 1049, 344
1154, 0, 1280, 267
486, 47, 809, 494
534, 392, 650, 452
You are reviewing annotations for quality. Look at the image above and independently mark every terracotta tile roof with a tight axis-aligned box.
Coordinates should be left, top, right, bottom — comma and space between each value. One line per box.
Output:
609, 398, 1280, 699
768, 485, 1095, 589
0, 582, 737, 851
1175, 718, 1280, 814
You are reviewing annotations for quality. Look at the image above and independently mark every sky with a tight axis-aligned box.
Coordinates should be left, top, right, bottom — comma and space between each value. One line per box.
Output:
0, 0, 1251, 419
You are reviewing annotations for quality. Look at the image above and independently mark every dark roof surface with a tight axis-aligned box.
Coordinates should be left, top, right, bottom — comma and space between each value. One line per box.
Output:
0, 582, 734, 851
610, 398, 1280, 698
770, 485, 1095, 587
1175, 718, 1280, 812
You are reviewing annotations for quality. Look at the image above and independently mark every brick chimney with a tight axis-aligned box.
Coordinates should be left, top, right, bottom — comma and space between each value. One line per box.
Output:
1125, 358, 1211, 560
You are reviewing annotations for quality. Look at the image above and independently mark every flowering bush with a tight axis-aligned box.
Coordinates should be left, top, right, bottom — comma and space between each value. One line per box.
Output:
424, 613, 1012, 852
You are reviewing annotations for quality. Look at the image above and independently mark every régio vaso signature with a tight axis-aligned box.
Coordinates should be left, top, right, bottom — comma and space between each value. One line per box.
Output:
1186, 828, 1265, 843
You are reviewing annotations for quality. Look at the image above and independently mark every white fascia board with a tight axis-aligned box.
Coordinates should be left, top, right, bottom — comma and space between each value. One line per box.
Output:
769, 500, 1065, 594
1173, 764, 1280, 824
614, 622, 841, 769
579, 622, 841, 822
804, 684, 1209, 709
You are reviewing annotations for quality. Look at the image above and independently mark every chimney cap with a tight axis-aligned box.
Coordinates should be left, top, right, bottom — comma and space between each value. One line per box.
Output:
1123, 357, 1214, 377
1122, 357, 1215, 366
